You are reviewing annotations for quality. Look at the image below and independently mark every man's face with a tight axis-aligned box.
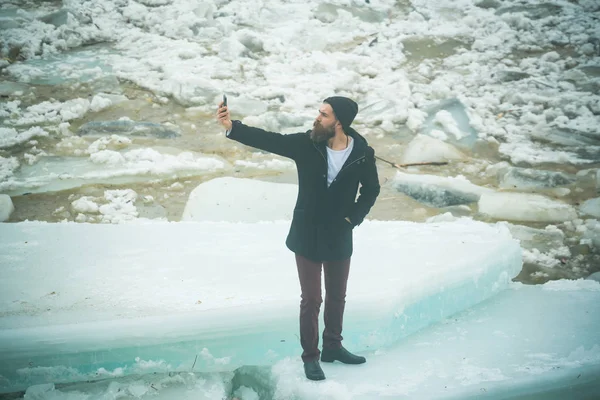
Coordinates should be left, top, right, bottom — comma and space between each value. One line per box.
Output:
311, 103, 337, 143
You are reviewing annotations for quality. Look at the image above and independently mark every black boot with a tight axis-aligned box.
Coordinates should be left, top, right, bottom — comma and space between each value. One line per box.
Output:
321, 346, 366, 364
303, 360, 326, 381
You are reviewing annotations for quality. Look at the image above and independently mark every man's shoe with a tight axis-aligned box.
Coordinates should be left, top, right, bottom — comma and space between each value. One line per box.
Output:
303, 360, 326, 381
321, 346, 366, 364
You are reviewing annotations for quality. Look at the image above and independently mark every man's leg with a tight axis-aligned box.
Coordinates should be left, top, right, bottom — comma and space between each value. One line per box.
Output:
321, 257, 365, 364
295, 254, 323, 363
322, 257, 351, 350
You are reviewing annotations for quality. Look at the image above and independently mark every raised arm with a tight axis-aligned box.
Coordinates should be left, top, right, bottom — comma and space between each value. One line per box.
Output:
227, 121, 304, 160
217, 101, 303, 160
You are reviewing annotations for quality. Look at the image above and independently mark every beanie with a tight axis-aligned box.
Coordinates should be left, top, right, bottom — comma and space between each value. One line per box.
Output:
323, 96, 358, 130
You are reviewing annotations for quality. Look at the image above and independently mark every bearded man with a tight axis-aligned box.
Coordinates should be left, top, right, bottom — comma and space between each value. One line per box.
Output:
216, 96, 380, 381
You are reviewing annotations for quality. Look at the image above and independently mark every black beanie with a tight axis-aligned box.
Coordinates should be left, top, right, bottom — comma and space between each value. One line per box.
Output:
323, 96, 358, 130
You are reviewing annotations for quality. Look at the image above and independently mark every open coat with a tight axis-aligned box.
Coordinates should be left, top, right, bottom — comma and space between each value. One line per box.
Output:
227, 120, 380, 262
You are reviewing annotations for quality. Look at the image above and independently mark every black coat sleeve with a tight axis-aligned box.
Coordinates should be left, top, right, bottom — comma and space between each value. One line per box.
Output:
226, 120, 304, 160
349, 146, 380, 226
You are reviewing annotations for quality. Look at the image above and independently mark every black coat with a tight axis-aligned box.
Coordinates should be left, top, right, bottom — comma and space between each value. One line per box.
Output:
227, 120, 380, 262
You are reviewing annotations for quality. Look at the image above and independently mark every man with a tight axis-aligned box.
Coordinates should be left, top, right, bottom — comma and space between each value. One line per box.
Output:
216, 96, 380, 381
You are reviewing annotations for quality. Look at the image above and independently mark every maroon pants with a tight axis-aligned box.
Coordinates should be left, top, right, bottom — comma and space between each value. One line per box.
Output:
295, 254, 351, 363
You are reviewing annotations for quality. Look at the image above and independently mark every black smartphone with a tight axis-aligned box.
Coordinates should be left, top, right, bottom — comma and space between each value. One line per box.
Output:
223, 94, 227, 107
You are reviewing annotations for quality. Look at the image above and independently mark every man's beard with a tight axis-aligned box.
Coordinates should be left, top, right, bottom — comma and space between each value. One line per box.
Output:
310, 121, 335, 143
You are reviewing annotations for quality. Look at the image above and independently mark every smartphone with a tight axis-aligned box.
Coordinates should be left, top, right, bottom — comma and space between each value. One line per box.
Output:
223, 94, 227, 107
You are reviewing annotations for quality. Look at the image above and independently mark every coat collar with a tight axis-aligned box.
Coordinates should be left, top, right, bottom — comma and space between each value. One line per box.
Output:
312, 127, 367, 165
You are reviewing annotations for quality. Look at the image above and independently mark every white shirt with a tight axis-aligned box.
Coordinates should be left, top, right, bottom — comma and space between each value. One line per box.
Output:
326, 137, 354, 187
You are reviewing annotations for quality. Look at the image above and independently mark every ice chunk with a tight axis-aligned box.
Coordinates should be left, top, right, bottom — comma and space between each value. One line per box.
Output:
219, 37, 247, 61
4, 280, 598, 399
479, 192, 578, 222
269, 281, 600, 399
182, 177, 297, 222
38, 9, 72, 27
71, 196, 99, 214
217, 96, 268, 116
392, 171, 492, 208
87, 135, 132, 154
507, 224, 570, 269
1, 150, 227, 196
505, 223, 565, 254
98, 189, 139, 224
531, 127, 600, 147
233, 386, 259, 400
498, 167, 576, 190
78, 120, 181, 138
89, 93, 127, 113
582, 220, 600, 249
420, 99, 478, 148
0, 126, 49, 149
0, 195, 14, 222
24, 383, 55, 398
0, 219, 521, 392
0, 156, 19, 182
580, 198, 600, 218
0, 9, 31, 30
495, 70, 531, 83
401, 134, 466, 164
233, 159, 294, 171
9, 98, 91, 126
314, 3, 387, 23
587, 272, 600, 282
495, 4, 563, 19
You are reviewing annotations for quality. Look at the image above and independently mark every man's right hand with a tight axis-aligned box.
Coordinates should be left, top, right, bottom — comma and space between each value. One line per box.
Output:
217, 101, 232, 131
